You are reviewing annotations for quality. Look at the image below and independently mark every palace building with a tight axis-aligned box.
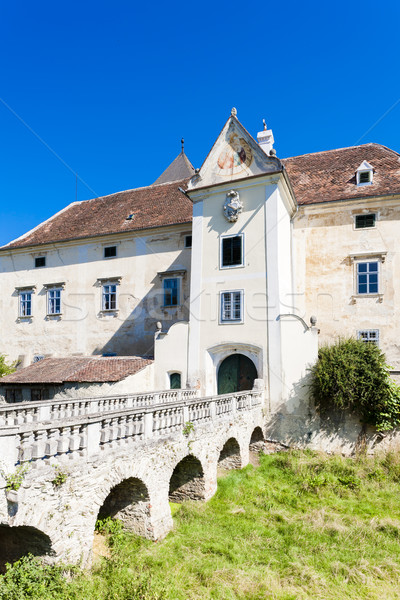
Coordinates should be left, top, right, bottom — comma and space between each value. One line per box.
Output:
1, 109, 400, 417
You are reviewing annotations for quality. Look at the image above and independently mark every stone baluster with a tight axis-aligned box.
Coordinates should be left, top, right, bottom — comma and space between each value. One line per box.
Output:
116, 416, 125, 444
45, 428, 60, 459
137, 415, 144, 438
18, 431, 34, 463
69, 425, 82, 459
57, 426, 71, 458
32, 429, 47, 462
100, 419, 111, 446
79, 425, 87, 455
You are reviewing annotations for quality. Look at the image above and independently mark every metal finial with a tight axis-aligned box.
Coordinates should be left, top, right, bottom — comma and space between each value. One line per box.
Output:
231, 107, 237, 117
263, 119, 267, 131
181, 138, 184, 153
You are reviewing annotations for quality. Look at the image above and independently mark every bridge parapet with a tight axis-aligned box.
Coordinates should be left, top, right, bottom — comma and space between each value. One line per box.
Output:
0, 389, 264, 471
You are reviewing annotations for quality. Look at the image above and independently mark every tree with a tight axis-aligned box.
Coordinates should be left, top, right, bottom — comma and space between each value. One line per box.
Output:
310, 338, 400, 432
0, 354, 16, 378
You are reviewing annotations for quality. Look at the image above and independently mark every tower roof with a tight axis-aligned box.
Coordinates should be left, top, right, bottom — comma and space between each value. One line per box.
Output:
153, 149, 195, 185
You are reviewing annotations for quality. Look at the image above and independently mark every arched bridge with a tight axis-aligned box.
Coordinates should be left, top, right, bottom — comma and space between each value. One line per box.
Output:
0, 388, 265, 567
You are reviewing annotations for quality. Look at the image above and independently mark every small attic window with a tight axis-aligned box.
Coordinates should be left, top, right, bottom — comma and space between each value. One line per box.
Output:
356, 161, 374, 186
359, 171, 372, 184
35, 256, 46, 268
104, 246, 117, 259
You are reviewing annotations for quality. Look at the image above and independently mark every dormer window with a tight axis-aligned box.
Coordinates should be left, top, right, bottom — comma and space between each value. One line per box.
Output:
356, 161, 374, 186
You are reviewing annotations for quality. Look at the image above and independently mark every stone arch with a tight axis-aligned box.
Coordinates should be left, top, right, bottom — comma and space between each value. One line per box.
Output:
97, 477, 152, 537
249, 426, 265, 452
217, 353, 258, 395
169, 455, 205, 502
205, 343, 263, 396
0, 525, 54, 572
218, 437, 242, 470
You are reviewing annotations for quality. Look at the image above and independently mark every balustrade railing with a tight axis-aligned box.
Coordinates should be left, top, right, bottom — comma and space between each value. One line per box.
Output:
0, 389, 264, 470
0, 389, 197, 427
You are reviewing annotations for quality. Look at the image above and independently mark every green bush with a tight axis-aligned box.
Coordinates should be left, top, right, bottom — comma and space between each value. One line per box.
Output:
310, 337, 400, 431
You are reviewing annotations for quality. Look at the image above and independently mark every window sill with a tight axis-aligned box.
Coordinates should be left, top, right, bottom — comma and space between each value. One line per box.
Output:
220, 264, 245, 270
162, 305, 181, 309
17, 316, 33, 322
219, 320, 244, 325
46, 313, 62, 319
99, 309, 119, 317
351, 294, 383, 304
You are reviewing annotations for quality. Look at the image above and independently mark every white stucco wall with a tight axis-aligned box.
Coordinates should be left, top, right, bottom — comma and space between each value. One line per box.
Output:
0, 225, 192, 364
186, 172, 310, 402
293, 196, 400, 368
153, 321, 189, 389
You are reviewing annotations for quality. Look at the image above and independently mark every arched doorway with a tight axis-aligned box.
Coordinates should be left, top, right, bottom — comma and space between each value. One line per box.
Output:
217, 353, 258, 395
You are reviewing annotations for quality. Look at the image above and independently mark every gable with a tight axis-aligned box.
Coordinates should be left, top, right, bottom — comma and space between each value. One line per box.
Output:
187, 110, 282, 191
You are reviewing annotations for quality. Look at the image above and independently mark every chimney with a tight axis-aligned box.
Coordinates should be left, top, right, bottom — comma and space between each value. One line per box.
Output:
257, 120, 275, 156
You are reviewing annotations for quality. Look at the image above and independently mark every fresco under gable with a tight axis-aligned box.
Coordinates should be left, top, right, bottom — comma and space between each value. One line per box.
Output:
187, 110, 282, 191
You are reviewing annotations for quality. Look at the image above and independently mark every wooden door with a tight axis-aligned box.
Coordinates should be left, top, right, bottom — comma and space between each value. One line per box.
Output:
217, 354, 257, 395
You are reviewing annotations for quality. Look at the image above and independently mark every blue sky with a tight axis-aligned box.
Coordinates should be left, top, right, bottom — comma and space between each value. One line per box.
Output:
1, 0, 399, 246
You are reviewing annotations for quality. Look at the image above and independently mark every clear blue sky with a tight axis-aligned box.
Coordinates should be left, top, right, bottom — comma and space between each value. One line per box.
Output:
1, 0, 399, 247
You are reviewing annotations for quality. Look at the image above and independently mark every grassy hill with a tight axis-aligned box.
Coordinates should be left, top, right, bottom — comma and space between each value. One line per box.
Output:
2, 449, 400, 599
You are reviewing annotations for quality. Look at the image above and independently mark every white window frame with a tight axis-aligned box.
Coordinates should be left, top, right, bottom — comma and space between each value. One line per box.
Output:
356, 161, 374, 187
102, 283, 118, 311
19, 291, 33, 318
355, 260, 379, 296
220, 233, 244, 270
219, 289, 244, 324
47, 288, 62, 315
357, 330, 379, 345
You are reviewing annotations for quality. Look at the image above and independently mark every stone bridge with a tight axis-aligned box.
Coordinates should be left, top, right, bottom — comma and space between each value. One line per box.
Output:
0, 388, 265, 568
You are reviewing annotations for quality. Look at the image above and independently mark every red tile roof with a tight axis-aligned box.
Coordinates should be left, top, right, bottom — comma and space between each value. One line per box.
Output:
283, 143, 400, 205
3, 179, 192, 250
0, 356, 153, 384
2, 144, 400, 252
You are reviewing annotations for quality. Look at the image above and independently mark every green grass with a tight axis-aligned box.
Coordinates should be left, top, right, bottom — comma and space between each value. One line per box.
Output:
2, 449, 400, 599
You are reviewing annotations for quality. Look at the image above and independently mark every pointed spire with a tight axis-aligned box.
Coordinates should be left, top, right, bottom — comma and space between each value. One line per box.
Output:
153, 140, 195, 185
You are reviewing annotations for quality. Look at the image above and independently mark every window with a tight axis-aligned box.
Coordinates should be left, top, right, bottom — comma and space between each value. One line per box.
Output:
356, 161, 374, 186
33, 355, 45, 363
221, 235, 243, 268
355, 214, 376, 229
359, 171, 371, 184
104, 246, 117, 259
184, 235, 192, 248
169, 372, 181, 389
357, 261, 378, 295
220, 290, 243, 323
35, 256, 46, 268
358, 330, 379, 345
19, 291, 32, 317
163, 278, 179, 307
47, 289, 62, 315
102, 284, 117, 310
30, 388, 50, 402
5, 389, 23, 403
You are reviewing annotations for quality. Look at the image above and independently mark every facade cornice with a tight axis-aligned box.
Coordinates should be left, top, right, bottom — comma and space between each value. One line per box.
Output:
0, 221, 192, 257
297, 193, 400, 213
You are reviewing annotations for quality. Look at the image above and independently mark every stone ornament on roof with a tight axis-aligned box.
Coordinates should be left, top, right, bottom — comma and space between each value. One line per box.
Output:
223, 190, 242, 222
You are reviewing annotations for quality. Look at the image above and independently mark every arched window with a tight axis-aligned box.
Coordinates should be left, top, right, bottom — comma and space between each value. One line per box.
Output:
169, 372, 181, 389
